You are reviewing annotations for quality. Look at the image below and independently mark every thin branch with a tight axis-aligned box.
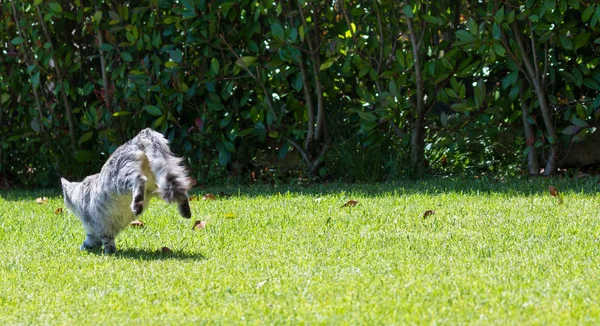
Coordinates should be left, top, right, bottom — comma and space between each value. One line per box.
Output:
11, 2, 46, 134
338, 0, 358, 44
529, 21, 540, 80
416, 2, 429, 50
218, 34, 276, 118
374, 2, 385, 94
285, 136, 311, 167
511, 22, 538, 88
35, 5, 77, 153
542, 43, 549, 86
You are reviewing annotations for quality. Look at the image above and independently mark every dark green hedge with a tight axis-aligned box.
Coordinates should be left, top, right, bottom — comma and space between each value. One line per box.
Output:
2, 0, 600, 186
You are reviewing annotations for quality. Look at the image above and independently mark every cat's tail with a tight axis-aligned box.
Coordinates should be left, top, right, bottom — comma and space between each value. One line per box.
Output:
138, 128, 191, 205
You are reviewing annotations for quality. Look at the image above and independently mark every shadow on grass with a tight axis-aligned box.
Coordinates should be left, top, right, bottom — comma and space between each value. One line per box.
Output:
89, 248, 208, 261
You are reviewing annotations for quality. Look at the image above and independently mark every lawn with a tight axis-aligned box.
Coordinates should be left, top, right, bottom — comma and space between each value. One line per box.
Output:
1, 178, 599, 324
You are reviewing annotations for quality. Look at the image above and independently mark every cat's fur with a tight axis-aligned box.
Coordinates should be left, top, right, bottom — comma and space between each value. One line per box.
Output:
60, 128, 192, 254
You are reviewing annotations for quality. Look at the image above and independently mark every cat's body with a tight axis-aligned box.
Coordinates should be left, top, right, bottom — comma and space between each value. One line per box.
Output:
60, 128, 192, 254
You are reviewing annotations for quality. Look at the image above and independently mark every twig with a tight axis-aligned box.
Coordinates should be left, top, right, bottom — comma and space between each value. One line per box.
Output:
218, 34, 276, 119
338, 0, 358, 44
35, 4, 77, 152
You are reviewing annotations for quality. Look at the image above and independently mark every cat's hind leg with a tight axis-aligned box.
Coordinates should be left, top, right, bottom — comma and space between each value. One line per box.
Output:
100, 235, 117, 254
81, 233, 101, 251
130, 174, 147, 216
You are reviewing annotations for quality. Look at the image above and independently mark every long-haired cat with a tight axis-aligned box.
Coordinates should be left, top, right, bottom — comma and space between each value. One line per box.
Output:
60, 128, 192, 254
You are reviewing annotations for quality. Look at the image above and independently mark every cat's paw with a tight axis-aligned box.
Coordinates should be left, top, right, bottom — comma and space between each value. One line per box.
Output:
103, 245, 117, 255
131, 200, 144, 215
178, 202, 191, 219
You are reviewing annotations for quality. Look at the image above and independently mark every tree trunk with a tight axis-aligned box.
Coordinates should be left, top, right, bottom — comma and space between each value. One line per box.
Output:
519, 85, 540, 175
406, 16, 426, 171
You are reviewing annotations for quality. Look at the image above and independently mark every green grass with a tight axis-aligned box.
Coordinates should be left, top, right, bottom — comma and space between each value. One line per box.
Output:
1, 178, 600, 324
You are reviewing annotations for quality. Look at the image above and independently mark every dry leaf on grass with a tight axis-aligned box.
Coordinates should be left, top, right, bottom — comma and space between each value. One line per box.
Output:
548, 185, 564, 204
192, 220, 207, 230
35, 197, 48, 205
54, 207, 64, 215
130, 220, 145, 227
161, 246, 172, 253
341, 200, 359, 208
423, 210, 435, 219
202, 193, 216, 201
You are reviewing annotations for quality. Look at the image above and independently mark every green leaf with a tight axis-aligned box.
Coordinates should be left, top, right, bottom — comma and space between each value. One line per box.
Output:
495, 7, 505, 24
355, 86, 375, 103
389, 80, 398, 97
422, 15, 438, 24
165, 61, 178, 68
493, 43, 506, 56
11, 37, 23, 45
560, 35, 573, 50
93, 10, 102, 25
570, 117, 588, 127
268, 130, 280, 138
210, 58, 220, 75
562, 125, 582, 135
271, 23, 285, 41
120, 52, 133, 62
576, 103, 588, 119
49, 2, 63, 14
450, 102, 470, 112
78, 131, 94, 146
583, 5, 595, 22
573, 33, 591, 50
218, 150, 229, 166
455, 30, 476, 42
152, 115, 166, 129
583, 78, 600, 91
31, 72, 40, 89
100, 43, 114, 52
492, 23, 501, 40
402, 4, 413, 18
170, 49, 183, 63
112, 111, 132, 117
181, 0, 195, 11
320, 58, 335, 71
235, 56, 258, 68
144, 105, 163, 116
357, 111, 377, 122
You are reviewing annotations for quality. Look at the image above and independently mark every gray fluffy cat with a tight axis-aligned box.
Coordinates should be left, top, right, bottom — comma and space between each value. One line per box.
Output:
60, 128, 192, 254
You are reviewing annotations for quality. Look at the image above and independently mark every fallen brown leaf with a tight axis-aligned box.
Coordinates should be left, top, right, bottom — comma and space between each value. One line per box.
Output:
202, 193, 216, 201
130, 220, 145, 227
54, 207, 64, 215
423, 210, 435, 219
161, 246, 172, 253
548, 185, 563, 204
192, 220, 207, 230
341, 200, 359, 208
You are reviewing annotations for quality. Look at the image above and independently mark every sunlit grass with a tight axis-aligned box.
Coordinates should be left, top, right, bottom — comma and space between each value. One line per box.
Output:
1, 178, 599, 324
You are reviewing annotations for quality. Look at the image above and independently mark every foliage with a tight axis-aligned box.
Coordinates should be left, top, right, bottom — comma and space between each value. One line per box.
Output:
3, 180, 600, 323
3, 0, 600, 186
